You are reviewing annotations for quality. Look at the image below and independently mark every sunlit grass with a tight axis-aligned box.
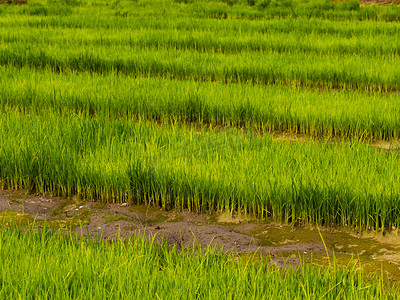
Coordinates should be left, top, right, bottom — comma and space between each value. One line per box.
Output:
2, 67, 399, 140
2, 0, 400, 297
1, 109, 400, 230
0, 224, 397, 299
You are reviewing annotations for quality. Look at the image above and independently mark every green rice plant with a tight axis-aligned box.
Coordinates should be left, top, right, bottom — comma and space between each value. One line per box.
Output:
1, 1, 399, 91
2, 0, 400, 24
1, 39, 400, 90
2, 0, 400, 235
1, 109, 400, 230
2, 67, 399, 140
2, 21, 400, 57
0, 224, 397, 299
3, 7, 400, 39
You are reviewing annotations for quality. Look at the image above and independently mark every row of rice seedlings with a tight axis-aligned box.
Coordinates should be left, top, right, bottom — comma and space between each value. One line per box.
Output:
4, 5, 399, 49
3, 0, 400, 22
0, 224, 397, 299
3, 19, 400, 57
2, 41, 400, 90
2, 67, 400, 140
1, 108, 400, 230
185, 0, 400, 22
4, 9, 400, 39
189, 1, 400, 22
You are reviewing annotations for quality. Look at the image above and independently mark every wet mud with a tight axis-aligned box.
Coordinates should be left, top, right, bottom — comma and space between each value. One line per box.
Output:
1, 189, 400, 284
361, 0, 400, 5
0, 0, 27, 4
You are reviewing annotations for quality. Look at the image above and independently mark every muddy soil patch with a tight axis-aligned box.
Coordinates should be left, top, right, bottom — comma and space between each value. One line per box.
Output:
0, 0, 28, 4
361, 0, 400, 5
2, 189, 400, 282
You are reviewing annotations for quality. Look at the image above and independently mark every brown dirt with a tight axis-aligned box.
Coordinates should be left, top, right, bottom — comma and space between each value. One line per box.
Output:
191, 123, 400, 152
2, 189, 400, 281
361, 0, 400, 5
269, 131, 400, 151
0, 0, 27, 4
0, 0, 396, 6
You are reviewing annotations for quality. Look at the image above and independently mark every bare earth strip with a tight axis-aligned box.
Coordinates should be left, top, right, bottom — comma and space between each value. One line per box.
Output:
2, 189, 400, 284
362, 0, 400, 5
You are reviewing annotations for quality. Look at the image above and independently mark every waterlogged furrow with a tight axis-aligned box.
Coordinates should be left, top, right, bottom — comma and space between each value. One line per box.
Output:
2, 67, 400, 139
1, 109, 400, 230
2, 43, 400, 89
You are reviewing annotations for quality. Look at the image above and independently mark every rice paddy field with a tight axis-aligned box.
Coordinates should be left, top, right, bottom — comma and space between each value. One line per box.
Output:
2, 0, 400, 297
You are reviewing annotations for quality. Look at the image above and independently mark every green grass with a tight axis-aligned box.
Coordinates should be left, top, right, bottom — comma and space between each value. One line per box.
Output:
3, 19, 400, 58
1, 108, 400, 230
2, 0, 400, 21
0, 224, 397, 299
2, 1, 400, 91
2, 67, 400, 140
4, 10, 400, 37
2, 0, 400, 296
1, 0, 400, 231
2, 36, 400, 90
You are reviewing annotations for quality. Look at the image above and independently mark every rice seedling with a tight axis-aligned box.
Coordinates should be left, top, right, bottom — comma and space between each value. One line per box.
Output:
2, 0, 400, 295
1, 1, 400, 91
2, 40, 400, 90
1, 109, 400, 230
2, 20, 400, 57
1, 0, 399, 229
0, 224, 397, 299
1, 66, 400, 140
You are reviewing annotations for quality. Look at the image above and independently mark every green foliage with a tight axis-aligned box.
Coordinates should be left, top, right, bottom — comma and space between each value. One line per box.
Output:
174, 0, 194, 3
302, 0, 334, 14
337, 0, 360, 11
2, 0, 400, 296
58, 0, 80, 6
0, 225, 397, 299
1, 0, 400, 231
1, 108, 400, 230
1, 67, 400, 140
257, 0, 271, 9
25, 5, 47, 15
222, 0, 237, 6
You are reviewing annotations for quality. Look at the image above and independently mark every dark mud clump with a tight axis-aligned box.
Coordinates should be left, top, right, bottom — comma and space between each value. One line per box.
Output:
0, 0, 28, 4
